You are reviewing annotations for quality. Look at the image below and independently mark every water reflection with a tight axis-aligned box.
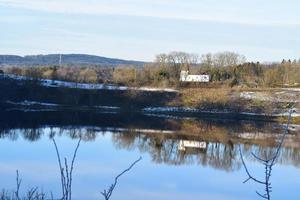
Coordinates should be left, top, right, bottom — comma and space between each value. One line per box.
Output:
1, 111, 300, 199
1, 125, 300, 172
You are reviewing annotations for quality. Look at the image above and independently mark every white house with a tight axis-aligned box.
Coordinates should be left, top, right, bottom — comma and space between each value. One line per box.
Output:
178, 140, 207, 151
180, 70, 210, 82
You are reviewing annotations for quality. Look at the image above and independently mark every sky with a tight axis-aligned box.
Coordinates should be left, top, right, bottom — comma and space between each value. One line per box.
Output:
1, 0, 300, 62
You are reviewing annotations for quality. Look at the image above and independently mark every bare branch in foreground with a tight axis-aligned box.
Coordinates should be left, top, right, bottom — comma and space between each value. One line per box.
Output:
15, 170, 21, 200
101, 157, 142, 200
239, 109, 294, 200
52, 137, 81, 200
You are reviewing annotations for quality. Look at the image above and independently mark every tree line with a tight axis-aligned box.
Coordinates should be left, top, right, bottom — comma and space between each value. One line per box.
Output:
1, 51, 300, 88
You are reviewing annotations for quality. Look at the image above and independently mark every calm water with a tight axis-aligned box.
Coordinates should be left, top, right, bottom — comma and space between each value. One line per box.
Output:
0, 110, 300, 200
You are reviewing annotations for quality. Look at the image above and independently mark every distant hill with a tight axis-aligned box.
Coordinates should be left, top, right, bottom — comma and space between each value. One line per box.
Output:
0, 54, 145, 67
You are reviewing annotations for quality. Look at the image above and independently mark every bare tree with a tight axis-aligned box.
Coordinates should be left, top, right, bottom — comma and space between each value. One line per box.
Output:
239, 109, 294, 200
201, 53, 213, 68
201, 52, 246, 68
155, 51, 199, 79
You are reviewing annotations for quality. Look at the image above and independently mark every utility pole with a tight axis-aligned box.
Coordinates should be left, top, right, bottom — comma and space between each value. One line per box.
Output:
59, 54, 62, 67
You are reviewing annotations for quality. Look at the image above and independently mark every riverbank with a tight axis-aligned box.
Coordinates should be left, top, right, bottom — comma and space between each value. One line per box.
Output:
1, 74, 299, 123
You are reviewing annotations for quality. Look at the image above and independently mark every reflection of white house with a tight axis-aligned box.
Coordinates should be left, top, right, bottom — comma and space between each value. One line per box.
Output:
178, 140, 207, 151
180, 71, 210, 82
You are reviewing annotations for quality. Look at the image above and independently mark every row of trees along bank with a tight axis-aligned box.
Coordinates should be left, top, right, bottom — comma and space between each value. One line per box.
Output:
1, 51, 300, 88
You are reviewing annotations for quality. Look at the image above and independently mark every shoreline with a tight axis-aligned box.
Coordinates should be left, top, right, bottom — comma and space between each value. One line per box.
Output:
1, 100, 299, 124
1, 73, 299, 124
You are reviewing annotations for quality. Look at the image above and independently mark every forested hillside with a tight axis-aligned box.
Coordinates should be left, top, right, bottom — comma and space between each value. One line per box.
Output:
0, 54, 144, 67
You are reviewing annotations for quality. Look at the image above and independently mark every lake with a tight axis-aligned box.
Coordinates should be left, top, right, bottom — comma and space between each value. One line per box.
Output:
0, 110, 299, 200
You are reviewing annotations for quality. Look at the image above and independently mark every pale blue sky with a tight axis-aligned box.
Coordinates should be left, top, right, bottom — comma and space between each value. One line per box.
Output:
1, 0, 300, 62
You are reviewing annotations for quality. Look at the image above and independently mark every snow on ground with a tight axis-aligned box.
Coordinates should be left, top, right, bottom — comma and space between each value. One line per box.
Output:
143, 106, 235, 114
6, 100, 59, 107
4, 100, 121, 113
240, 90, 300, 103
143, 107, 232, 114
6, 108, 59, 112
1, 74, 178, 92
143, 107, 199, 113
95, 106, 120, 109
143, 113, 195, 120
143, 106, 300, 117
240, 92, 270, 101
283, 88, 300, 92
240, 110, 300, 117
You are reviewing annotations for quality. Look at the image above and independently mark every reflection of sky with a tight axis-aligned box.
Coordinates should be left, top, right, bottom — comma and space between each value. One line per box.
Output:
0, 129, 300, 200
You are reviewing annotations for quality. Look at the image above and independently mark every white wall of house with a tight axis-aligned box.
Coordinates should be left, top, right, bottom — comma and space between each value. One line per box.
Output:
180, 71, 210, 82
178, 140, 207, 151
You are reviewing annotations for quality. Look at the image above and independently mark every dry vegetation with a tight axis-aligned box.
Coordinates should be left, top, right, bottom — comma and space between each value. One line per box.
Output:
176, 88, 232, 108
168, 87, 287, 115
1, 51, 299, 116
1, 51, 299, 89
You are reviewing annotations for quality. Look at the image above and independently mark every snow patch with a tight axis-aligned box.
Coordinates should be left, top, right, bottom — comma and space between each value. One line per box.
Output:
143, 113, 195, 120
1, 74, 178, 92
95, 106, 120, 109
143, 106, 300, 117
5, 100, 59, 107
143, 107, 199, 113
240, 90, 300, 103
143, 106, 232, 114
283, 88, 300, 92
6, 108, 58, 112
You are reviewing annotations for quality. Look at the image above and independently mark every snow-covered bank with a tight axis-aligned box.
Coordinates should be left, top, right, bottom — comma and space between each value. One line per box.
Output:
240, 90, 300, 103
1, 74, 178, 92
6, 100, 59, 107
3, 100, 121, 113
283, 88, 300, 92
95, 106, 120, 110
142, 106, 300, 118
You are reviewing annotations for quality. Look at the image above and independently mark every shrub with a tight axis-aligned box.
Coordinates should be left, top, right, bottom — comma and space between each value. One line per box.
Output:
113, 67, 136, 85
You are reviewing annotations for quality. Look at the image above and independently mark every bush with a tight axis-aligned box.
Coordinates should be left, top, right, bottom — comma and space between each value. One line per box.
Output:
79, 68, 98, 83
113, 67, 136, 85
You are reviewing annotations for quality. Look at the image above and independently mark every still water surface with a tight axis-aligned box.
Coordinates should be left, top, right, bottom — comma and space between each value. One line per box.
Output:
0, 111, 300, 200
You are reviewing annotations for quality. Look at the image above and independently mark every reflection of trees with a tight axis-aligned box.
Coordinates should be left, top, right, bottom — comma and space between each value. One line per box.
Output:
112, 132, 241, 171
49, 127, 97, 141
1, 126, 300, 171
0, 129, 18, 140
111, 130, 137, 150
23, 128, 43, 141
279, 147, 300, 167
205, 142, 241, 171
241, 144, 300, 167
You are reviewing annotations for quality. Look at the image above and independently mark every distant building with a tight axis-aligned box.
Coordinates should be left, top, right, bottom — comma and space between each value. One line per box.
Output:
180, 70, 210, 82
178, 140, 207, 151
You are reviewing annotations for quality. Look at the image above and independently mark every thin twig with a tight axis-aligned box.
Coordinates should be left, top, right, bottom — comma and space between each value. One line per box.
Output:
52, 137, 81, 200
69, 137, 81, 200
101, 157, 142, 200
15, 170, 21, 200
